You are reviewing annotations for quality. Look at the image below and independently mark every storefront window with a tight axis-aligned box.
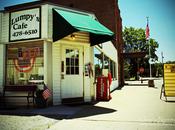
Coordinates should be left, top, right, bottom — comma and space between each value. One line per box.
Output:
94, 47, 117, 80
6, 42, 44, 85
94, 47, 103, 78
110, 60, 117, 80
104, 55, 109, 69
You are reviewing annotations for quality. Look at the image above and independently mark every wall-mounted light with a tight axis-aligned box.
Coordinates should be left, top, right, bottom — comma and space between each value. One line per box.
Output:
70, 34, 75, 40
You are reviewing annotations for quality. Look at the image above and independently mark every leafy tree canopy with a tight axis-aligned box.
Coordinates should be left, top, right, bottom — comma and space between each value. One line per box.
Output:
166, 61, 175, 64
123, 27, 159, 79
123, 27, 159, 61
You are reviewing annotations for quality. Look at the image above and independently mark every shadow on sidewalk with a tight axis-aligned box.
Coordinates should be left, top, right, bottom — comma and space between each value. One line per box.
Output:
69, 104, 117, 119
0, 102, 117, 120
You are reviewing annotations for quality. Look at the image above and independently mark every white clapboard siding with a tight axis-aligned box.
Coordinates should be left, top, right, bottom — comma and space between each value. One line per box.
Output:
1, 13, 9, 43
83, 46, 91, 102
44, 41, 52, 90
52, 43, 61, 105
48, 5, 53, 40
63, 32, 90, 43
0, 44, 5, 93
0, 12, 2, 43
90, 47, 96, 100
41, 4, 48, 39
0, 13, 3, 93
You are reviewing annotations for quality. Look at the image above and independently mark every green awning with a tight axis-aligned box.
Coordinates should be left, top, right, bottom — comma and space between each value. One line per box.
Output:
53, 8, 114, 46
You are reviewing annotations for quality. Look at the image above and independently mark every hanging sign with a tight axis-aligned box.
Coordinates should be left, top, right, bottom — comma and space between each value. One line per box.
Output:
9, 8, 41, 41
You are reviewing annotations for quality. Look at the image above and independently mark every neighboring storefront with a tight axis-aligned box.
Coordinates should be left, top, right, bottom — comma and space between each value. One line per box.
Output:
0, 1, 118, 105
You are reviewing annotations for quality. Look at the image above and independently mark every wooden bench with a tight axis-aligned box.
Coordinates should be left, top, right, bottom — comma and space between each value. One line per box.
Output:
3, 85, 37, 106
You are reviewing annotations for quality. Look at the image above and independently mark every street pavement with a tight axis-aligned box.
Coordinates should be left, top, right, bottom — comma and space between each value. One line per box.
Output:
48, 78, 175, 130
1, 78, 175, 130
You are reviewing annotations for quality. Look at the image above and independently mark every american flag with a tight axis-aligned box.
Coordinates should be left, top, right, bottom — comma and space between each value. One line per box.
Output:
146, 23, 150, 40
42, 84, 52, 100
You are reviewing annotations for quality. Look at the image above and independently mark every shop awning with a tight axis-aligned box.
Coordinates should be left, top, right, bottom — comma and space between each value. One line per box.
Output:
53, 8, 114, 46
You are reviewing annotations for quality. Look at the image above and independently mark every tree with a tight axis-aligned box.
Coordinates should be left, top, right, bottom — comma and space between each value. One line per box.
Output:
166, 61, 175, 64
154, 62, 163, 77
123, 27, 159, 79
123, 27, 159, 60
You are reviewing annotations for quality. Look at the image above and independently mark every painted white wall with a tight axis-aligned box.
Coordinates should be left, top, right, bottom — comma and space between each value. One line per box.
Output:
52, 42, 61, 105
41, 5, 49, 39
101, 41, 119, 90
90, 47, 96, 100
44, 41, 52, 90
0, 12, 5, 94
0, 12, 1, 39
83, 45, 92, 102
102, 41, 117, 61
1, 12, 9, 43
48, 5, 53, 40
0, 44, 5, 93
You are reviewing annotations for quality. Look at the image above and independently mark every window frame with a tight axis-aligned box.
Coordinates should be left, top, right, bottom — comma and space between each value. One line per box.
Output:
94, 46, 117, 80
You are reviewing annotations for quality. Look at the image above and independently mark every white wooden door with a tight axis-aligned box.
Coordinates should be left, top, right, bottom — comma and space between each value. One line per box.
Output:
61, 45, 84, 99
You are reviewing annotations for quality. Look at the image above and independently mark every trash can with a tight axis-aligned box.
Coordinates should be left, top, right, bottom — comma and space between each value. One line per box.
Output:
148, 79, 154, 87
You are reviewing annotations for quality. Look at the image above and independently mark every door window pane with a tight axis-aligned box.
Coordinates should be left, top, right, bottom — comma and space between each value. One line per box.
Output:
75, 67, 79, 74
66, 66, 70, 74
66, 58, 70, 66
71, 67, 74, 74
75, 58, 79, 66
65, 49, 79, 75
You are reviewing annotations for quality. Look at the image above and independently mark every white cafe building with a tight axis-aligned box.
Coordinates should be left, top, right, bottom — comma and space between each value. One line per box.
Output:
0, 1, 119, 105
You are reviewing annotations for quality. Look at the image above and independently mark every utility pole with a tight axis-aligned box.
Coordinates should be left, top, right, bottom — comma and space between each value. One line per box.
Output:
161, 51, 164, 64
149, 41, 152, 78
161, 51, 164, 79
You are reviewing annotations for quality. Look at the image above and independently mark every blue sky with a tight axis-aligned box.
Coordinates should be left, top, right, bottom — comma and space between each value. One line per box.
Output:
119, 0, 175, 62
0, 0, 36, 10
0, 0, 175, 62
